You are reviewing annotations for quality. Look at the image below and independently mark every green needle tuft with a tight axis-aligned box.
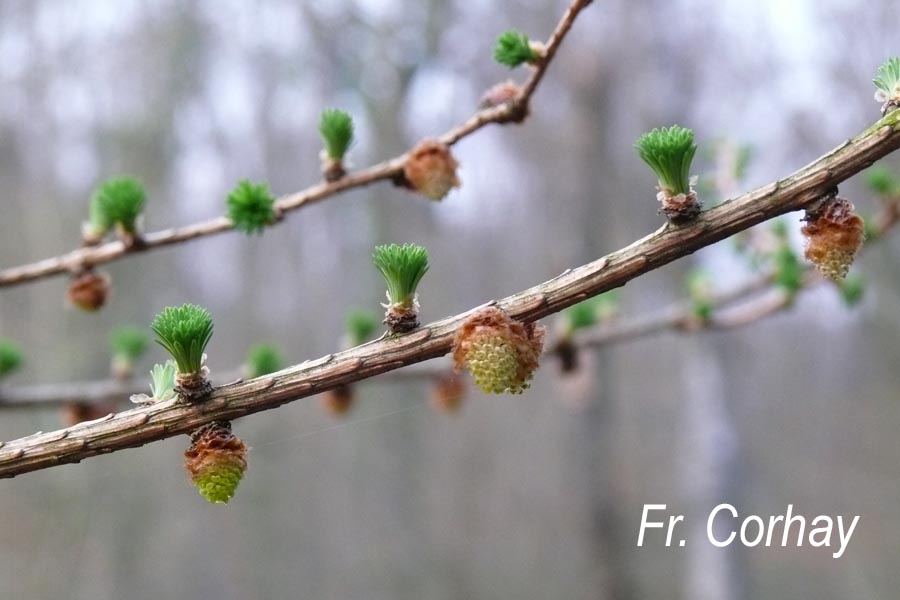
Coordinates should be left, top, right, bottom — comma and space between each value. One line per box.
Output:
319, 108, 355, 160
227, 180, 277, 235
865, 164, 900, 198
246, 343, 283, 378
563, 291, 620, 333
373, 243, 429, 308
838, 274, 865, 307
873, 57, 900, 101
687, 270, 714, 322
635, 125, 697, 196
89, 177, 146, 236
150, 304, 214, 375
110, 326, 149, 362
494, 29, 540, 68
0, 338, 23, 378
345, 309, 379, 346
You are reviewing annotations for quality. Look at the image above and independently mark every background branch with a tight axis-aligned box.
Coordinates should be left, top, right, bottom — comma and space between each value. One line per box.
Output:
0, 0, 592, 290
0, 110, 898, 478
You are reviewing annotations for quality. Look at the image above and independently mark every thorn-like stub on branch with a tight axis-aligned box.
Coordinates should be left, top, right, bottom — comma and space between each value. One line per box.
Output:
801, 193, 865, 281
322, 384, 355, 416
67, 269, 111, 312
184, 420, 248, 505
452, 306, 545, 395
402, 140, 460, 201
658, 190, 702, 225
431, 374, 467, 414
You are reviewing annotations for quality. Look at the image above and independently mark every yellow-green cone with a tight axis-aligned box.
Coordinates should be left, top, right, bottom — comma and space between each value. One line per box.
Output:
453, 306, 545, 395
184, 421, 248, 504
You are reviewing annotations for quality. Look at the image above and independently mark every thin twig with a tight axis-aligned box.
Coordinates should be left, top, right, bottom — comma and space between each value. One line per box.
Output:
0, 0, 593, 289
0, 110, 898, 478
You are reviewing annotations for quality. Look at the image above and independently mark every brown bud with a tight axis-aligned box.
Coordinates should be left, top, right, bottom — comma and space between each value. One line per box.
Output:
321, 157, 346, 183
554, 337, 580, 374
322, 384, 355, 416
67, 270, 111, 311
452, 306, 545, 395
61, 401, 116, 426
383, 304, 419, 334
175, 370, 213, 403
479, 80, 521, 109
431, 374, 467, 414
801, 196, 865, 281
403, 140, 460, 201
657, 190, 702, 225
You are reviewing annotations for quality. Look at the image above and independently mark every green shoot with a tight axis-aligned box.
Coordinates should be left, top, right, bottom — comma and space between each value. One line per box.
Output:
494, 30, 541, 68
345, 309, 379, 346
635, 126, 697, 196
130, 361, 178, 404
865, 165, 900, 198
773, 246, 804, 297
873, 57, 900, 103
150, 304, 214, 375
373, 244, 429, 308
246, 343, 283, 378
88, 177, 146, 236
227, 180, 277, 235
687, 270, 713, 322
319, 108, 355, 160
0, 338, 23, 378
109, 326, 149, 362
562, 291, 621, 334
838, 274, 865, 308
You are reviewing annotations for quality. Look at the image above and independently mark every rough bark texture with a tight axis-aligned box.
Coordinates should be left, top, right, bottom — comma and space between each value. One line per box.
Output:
0, 110, 898, 478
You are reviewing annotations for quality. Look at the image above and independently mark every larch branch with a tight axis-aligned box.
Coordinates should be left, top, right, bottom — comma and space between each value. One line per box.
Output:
0, 110, 899, 478
0, 0, 592, 289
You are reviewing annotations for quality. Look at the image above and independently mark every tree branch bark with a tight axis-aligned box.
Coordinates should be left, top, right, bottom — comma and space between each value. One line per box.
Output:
1, 110, 898, 478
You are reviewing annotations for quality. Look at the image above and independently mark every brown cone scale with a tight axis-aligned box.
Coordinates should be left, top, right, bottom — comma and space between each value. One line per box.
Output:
402, 140, 460, 201
801, 195, 865, 281
67, 270, 111, 311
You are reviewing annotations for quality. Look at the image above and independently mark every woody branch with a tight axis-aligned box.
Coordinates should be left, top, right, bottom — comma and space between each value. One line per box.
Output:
0, 109, 898, 478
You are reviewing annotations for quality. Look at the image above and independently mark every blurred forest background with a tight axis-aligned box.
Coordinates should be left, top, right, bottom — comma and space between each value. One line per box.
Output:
1, 0, 899, 598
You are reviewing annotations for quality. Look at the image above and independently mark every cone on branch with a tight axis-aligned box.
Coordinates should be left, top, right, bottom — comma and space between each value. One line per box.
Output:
402, 140, 460, 201
801, 193, 865, 281
184, 421, 248, 505
431, 374, 467, 414
67, 269, 111, 312
452, 306, 545, 395
322, 384, 355, 416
